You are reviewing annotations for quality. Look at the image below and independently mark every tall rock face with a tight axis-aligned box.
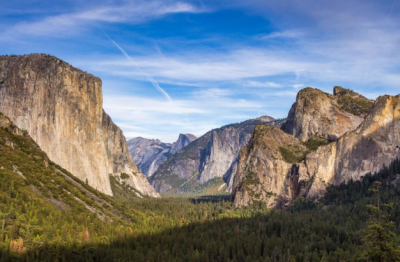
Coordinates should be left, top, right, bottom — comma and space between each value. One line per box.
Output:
303, 95, 400, 199
0, 54, 158, 197
282, 87, 373, 142
127, 133, 196, 178
232, 125, 308, 208
150, 116, 283, 194
233, 88, 400, 208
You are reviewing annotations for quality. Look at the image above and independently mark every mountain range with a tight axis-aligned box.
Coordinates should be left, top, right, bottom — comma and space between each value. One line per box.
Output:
1, 54, 398, 210
149, 116, 285, 195
127, 133, 197, 178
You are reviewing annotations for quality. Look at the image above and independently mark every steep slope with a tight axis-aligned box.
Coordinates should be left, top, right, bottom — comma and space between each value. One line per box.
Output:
128, 133, 196, 178
0, 54, 158, 197
232, 125, 309, 208
233, 90, 400, 207
282, 87, 373, 142
0, 111, 136, 234
150, 116, 284, 194
302, 94, 400, 199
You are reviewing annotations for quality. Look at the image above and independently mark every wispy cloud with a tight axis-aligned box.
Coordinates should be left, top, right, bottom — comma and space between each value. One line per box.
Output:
1, 1, 207, 40
257, 29, 306, 40
245, 80, 282, 88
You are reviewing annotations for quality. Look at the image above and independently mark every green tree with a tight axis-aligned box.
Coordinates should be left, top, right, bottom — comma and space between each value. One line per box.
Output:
360, 181, 400, 262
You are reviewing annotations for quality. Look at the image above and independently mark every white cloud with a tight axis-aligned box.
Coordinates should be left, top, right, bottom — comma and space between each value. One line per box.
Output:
245, 80, 282, 88
292, 83, 304, 89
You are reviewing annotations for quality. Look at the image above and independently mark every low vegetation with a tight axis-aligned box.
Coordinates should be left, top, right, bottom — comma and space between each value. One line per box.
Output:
279, 146, 307, 164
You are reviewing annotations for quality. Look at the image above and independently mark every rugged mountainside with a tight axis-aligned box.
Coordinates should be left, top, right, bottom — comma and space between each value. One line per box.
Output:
232, 125, 309, 208
128, 133, 196, 178
0, 54, 158, 197
302, 94, 400, 199
233, 87, 399, 208
150, 116, 284, 194
0, 110, 133, 224
282, 87, 374, 142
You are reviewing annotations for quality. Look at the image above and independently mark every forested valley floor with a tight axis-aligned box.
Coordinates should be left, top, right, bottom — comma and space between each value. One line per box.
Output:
1, 115, 400, 262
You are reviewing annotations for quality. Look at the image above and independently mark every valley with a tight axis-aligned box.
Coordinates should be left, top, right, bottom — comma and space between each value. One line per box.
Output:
1, 54, 400, 261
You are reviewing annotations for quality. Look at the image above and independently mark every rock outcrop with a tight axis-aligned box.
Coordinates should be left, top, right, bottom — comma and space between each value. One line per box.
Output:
282, 87, 373, 142
303, 94, 400, 199
0, 54, 158, 197
232, 125, 308, 207
150, 116, 283, 193
233, 87, 400, 208
128, 133, 196, 178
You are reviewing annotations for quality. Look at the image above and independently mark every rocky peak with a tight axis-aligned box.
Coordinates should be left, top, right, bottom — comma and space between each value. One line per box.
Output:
0, 54, 158, 197
282, 86, 373, 142
170, 133, 197, 154
333, 86, 374, 118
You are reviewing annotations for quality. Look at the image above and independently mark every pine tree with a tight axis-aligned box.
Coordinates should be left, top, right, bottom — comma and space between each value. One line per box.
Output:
360, 181, 400, 261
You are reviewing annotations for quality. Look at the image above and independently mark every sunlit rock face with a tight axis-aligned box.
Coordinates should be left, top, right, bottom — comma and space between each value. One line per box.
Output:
232, 125, 308, 208
282, 87, 373, 142
128, 134, 197, 178
233, 88, 400, 207
303, 95, 400, 199
0, 54, 159, 197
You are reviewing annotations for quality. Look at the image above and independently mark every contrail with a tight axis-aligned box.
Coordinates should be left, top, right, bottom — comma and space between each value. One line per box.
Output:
99, 28, 193, 127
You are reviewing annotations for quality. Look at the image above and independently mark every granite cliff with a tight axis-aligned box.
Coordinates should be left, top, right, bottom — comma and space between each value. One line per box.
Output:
128, 133, 196, 178
0, 54, 158, 197
233, 87, 400, 208
232, 125, 308, 207
282, 87, 373, 142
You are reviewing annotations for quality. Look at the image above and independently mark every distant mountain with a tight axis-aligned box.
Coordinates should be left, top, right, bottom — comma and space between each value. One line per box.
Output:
128, 134, 197, 178
0, 54, 158, 197
150, 116, 285, 194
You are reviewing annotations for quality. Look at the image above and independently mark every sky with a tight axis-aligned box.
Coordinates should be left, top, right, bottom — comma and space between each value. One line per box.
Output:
1, 0, 400, 142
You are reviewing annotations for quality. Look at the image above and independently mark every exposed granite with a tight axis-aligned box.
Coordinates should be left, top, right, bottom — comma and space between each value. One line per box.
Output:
0, 54, 158, 197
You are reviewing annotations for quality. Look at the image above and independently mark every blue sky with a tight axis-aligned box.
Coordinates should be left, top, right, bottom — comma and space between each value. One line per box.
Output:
1, 0, 400, 142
